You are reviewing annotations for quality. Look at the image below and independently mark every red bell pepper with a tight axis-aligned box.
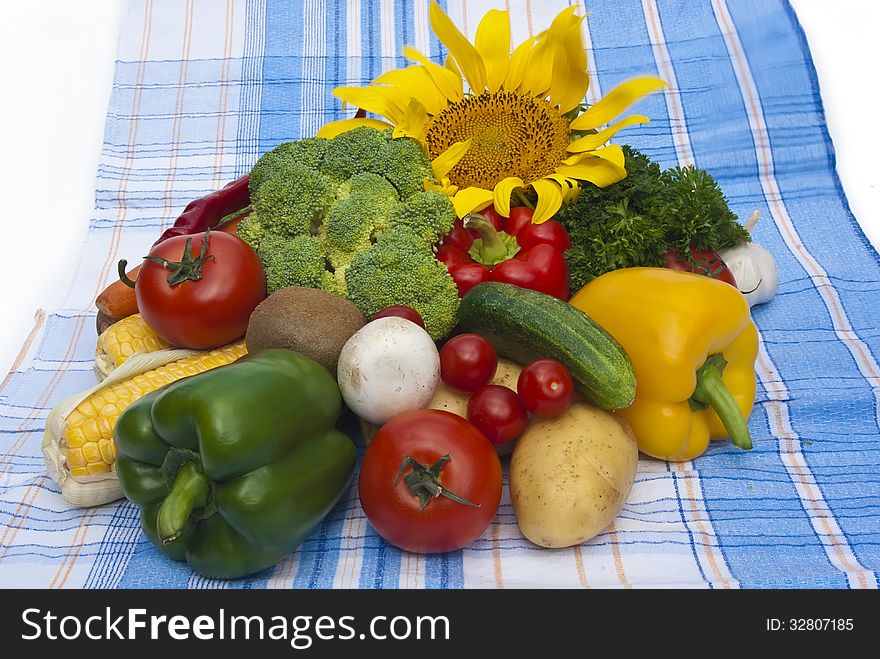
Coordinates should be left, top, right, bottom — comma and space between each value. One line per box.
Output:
437, 207, 571, 299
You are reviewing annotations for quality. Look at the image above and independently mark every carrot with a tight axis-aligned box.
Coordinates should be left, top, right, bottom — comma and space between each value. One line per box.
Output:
95, 263, 141, 319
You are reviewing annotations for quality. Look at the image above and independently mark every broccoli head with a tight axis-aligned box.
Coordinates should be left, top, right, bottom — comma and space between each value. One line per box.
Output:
345, 228, 460, 339
321, 172, 400, 268
388, 189, 455, 243
249, 163, 337, 238
257, 233, 337, 295
249, 138, 329, 195
379, 136, 434, 199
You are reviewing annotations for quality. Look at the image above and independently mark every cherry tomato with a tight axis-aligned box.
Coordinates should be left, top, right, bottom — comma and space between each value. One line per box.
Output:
371, 305, 425, 329
358, 409, 502, 554
136, 230, 266, 349
517, 359, 574, 418
440, 334, 498, 393
504, 206, 534, 236
467, 385, 528, 445
517, 219, 572, 252
663, 246, 737, 287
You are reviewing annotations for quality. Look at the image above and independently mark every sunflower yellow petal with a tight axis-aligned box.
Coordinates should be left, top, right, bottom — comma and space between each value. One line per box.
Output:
492, 177, 524, 217
549, 19, 590, 113
373, 66, 447, 115
569, 77, 666, 130
519, 7, 580, 97
431, 139, 472, 180
315, 117, 394, 138
546, 173, 579, 201
403, 46, 463, 102
475, 9, 510, 93
530, 179, 565, 224
445, 54, 461, 78
589, 143, 626, 168
453, 187, 495, 218
392, 100, 429, 144
332, 86, 410, 124
568, 114, 649, 152
504, 36, 536, 91
555, 155, 628, 189
429, 1, 487, 92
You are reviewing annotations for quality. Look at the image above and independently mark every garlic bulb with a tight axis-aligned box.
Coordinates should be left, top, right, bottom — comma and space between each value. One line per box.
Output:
718, 241, 777, 306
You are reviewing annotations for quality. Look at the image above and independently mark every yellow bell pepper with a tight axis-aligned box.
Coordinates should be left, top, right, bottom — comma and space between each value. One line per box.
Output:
569, 268, 758, 461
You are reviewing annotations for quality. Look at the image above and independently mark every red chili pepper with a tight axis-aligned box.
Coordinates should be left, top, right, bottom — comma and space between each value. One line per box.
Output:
154, 174, 251, 246
438, 207, 570, 299
663, 245, 737, 287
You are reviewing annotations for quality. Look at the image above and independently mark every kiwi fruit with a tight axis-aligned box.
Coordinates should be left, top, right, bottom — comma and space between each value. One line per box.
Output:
246, 286, 366, 374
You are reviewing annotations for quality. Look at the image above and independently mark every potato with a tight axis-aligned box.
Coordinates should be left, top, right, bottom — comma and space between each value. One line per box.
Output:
510, 402, 638, 548
360, 357, 522, 456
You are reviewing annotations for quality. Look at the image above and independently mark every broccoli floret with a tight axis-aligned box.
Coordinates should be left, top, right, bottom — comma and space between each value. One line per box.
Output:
249, 138, 329, 195
345, 228, 460, 339
387, 189, 455, 243
322, 172, 400, 269
380, 136, 434, 199
256, 233, 340, 295
249, 163, 337, 238
321, 127, 390, 180
236, 212, 265, 251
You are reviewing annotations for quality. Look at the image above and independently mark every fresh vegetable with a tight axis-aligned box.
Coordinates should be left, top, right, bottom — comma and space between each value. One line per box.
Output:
517, 359, 574, 418
115, 349, 356, 579
134, 229, 266, 350
94, 313, 171, 380
371, 305, 425, 328
458, 282, 636, 411
717, 212, 777, 306
569, 267, 758, 460
437, 209, 570, 299
42, 341, 247, 507
558, 146, 751, 291
439, 333, 498, 393
245, 286, 365, 374
236, 128, 460, 338
510, 401, 638, 548
95, 264, 142, 320
358, 409, 502, 554
345, 229, 460, 339
467, 385, 528, 445
662, 245, 736, 287
154, 174, 251, 245
337, 317, 441, 425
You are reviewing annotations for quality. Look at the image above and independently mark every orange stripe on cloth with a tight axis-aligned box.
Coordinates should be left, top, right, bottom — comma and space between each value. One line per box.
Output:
50, 508, 98, 589
0, 309, 47, 394
211, 0, 236, 189
606, 522, 632, 589
491, 520, 505, 588
573, 545, 591, 589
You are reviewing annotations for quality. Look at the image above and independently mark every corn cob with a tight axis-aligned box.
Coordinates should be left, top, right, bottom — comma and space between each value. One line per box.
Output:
94, 313, 172, 380
63, 341, 247, 480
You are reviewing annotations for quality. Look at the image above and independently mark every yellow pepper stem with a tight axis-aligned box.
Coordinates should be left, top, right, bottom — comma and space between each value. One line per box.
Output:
157, 461, 210, 544
690, 354, 753, 451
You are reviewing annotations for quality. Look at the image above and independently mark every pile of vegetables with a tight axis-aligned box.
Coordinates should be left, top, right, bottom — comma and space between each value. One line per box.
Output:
42, 65, 779, 579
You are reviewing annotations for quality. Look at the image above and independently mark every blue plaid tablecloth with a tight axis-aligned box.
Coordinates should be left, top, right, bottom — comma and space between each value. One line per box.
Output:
1, 0, 878, 589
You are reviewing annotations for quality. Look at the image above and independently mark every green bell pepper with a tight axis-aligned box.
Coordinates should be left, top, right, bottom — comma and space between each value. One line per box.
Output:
114, 349, 357, 579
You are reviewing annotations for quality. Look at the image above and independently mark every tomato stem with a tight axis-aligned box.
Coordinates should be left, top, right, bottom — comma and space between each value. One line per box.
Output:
143, 228, 216, 287
397, 454, 480, 510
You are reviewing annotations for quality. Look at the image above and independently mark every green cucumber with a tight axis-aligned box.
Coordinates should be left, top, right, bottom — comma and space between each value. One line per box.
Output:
458, 282, 636, 410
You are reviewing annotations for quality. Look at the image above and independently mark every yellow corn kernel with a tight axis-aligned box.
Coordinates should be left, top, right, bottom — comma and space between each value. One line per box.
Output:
95, 314, 172, 369
62, 341, 247, 480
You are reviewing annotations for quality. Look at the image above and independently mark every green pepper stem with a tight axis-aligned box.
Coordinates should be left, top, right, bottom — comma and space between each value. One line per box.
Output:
691, 354, 753, 450
156, 461, 210, 544
463, 214, 520, 267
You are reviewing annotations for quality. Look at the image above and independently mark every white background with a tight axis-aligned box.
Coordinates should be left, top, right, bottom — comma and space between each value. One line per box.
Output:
0, 0, 878, 377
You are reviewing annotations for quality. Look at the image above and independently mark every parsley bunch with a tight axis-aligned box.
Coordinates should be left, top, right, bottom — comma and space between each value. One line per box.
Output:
558, 147, 750, 291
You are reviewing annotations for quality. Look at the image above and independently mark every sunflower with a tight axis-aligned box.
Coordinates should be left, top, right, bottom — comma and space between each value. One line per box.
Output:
317, 3, 664, 223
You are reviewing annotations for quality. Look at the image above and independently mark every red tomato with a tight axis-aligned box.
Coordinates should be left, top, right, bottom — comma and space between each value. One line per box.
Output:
517, 219, 572, 252
467, 385, 528, 445
371, 305, 425, 329
663, 246, 737, 287
358, 409, 502, 554
136, 230, 266, 349
504, 206, 534, 236
517, 359, 574, 418
440, 334, 498, 393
